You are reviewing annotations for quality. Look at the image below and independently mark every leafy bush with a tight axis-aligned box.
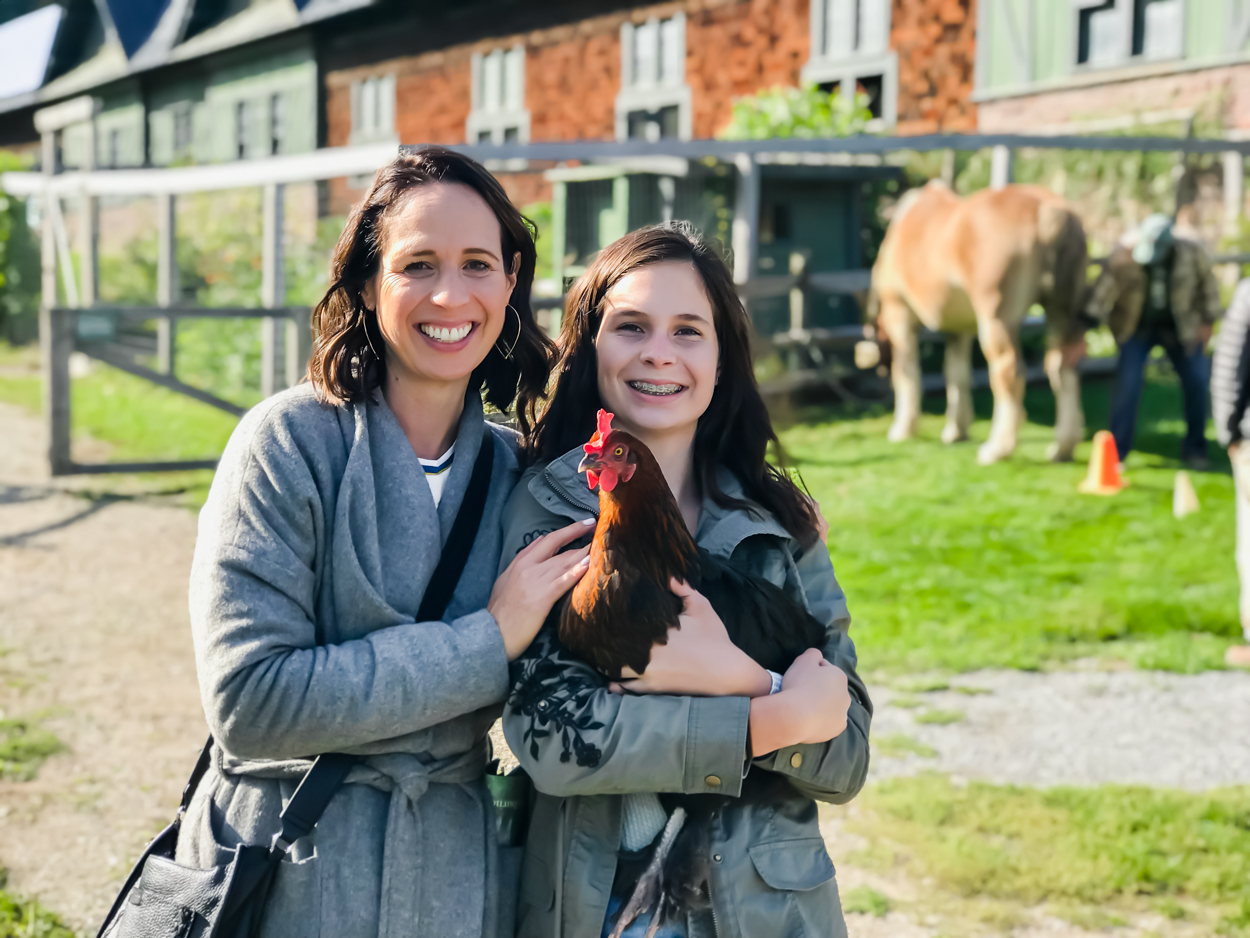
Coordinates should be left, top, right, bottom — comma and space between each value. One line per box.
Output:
0, 152, 40, 344
718, 84, 873, 140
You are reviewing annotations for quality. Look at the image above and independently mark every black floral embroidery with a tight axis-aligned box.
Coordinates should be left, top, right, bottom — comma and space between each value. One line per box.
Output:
508, 626, 605, 767
517, 528, 552, 554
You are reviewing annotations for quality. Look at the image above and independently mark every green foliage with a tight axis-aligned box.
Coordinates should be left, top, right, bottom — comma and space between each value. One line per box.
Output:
874, 733, 937, 759
523, 201, 554, 287
0, 151, 40, 344
783, 373, 1239, 673
718, 84, 873, 140
0, 717, 63, 781
0, 880, 74, 938
852, 774, 1250, 922
842, 885, 892, 917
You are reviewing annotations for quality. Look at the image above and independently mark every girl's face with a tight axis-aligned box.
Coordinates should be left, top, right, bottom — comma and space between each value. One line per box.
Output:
363, 182, 518, 391
594, 261, 720, 440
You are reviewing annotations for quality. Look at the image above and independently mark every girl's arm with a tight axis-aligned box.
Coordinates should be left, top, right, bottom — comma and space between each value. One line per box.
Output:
747, 538, 871, 804
502, 625, 751, 798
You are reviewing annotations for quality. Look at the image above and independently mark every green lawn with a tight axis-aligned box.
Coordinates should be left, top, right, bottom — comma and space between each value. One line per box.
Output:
0, 343, 237, 506
834, 774, 1250, 935
785, 372, 1240, 674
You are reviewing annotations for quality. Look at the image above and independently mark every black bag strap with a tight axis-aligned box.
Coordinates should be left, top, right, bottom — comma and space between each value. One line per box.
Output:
416, 431, 496, 622
185, 431, 498, 856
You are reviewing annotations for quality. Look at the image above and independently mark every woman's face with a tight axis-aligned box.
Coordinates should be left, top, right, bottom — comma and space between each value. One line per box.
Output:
594, 261, 719, 441
363, 182, 518, 391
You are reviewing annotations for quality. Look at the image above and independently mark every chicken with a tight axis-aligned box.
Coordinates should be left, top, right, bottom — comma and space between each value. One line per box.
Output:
559, 410, 828, 936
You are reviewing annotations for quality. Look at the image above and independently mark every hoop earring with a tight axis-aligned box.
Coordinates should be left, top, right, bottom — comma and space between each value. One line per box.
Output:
361, 305, 382, 364
495, 304, 522, 361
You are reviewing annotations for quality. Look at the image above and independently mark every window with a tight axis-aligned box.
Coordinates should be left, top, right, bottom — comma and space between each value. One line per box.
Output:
235, 100, 249, 160
467, 46, 529, 145
350, 74, 397, 144
270, 93, 285, 156
108, 128, 120, 168
803, 0, 897, 125
616, 14, 691, 141
1076, 0, 1183, 67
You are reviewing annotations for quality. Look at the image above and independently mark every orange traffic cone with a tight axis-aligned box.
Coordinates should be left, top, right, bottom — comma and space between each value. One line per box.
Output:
1078, 430, 1128, 495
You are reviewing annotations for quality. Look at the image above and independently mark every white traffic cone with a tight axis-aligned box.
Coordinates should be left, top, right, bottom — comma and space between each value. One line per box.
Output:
1173, 471, 1200, 519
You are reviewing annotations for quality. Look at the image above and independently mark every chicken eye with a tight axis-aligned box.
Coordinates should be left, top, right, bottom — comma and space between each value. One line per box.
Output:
613, 446, 624, 458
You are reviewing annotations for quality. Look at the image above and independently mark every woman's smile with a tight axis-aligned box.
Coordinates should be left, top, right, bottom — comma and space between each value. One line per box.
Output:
418, 321, 477, 346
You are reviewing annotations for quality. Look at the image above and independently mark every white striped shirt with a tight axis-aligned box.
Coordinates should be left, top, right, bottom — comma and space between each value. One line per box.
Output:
418, 442, 455, 507
1213, 281, 1250, 447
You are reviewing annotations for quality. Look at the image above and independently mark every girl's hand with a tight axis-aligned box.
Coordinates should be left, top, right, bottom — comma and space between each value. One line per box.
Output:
748, 648, 851, 755
489, 520, 594, 661
609, 578, 772, 698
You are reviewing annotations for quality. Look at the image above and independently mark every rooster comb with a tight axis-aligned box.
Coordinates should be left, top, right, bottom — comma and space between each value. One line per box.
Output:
582, 409, 615, 456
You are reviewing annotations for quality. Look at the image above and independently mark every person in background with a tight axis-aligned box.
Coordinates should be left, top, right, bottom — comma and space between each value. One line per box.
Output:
1087, 212, 1220, 470
1213, 280, 1250, 667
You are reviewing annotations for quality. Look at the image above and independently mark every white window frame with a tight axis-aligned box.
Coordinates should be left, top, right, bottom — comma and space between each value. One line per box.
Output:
615, 13, 692, 141
349, 73, 397, 146
1070, 0, 1186, 72
802, 0, 897, 127
466, 45, 531, 144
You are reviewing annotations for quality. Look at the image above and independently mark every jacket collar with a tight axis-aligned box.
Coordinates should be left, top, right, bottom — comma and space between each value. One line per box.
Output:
532, 444, 794, 556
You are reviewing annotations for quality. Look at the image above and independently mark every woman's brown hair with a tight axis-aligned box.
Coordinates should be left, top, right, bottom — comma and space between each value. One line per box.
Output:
522, 223, 820, 547
309, 146, 554, 435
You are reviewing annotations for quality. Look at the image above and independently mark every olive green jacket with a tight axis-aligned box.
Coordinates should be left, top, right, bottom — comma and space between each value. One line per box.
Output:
1086, 238, 1221, 345
498, 447, 872, 938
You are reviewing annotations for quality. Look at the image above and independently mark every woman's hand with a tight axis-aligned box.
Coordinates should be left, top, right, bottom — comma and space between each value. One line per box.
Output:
608, 578, 772, 698
489, 519, 594, 661
748, 648, 851, 756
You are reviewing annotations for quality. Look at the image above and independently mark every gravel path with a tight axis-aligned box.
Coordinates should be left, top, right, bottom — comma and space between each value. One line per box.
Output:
0, 400, 207, 930
870, 667, 1250, 790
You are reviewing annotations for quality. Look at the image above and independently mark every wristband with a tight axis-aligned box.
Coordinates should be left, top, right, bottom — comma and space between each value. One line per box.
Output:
766, 670, 784, 695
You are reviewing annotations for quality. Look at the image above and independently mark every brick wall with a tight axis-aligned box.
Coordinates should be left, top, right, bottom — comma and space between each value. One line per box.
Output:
892, 0, 977, 135
686, 0, 810, 138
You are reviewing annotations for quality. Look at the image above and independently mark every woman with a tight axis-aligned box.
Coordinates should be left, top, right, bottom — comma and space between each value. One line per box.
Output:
500, 224, 872, 937
180, 147, 591, 937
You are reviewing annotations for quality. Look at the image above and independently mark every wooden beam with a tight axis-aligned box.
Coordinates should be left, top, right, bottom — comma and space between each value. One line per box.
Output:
82, 344, 247, 417
261, 182, 285, 398
156, 192, 177, 374
56, 459, 220, 475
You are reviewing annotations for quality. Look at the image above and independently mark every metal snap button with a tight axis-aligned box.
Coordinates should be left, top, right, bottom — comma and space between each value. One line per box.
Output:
705, 775, 722, 787
790, 752, 803, 769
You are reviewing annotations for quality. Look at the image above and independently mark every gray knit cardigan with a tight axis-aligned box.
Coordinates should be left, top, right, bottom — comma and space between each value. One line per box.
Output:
177, 383, 520, 938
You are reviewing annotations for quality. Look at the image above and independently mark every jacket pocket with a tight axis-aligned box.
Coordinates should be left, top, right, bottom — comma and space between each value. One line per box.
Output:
518, 854, 555, 912
748, 838, 835, 892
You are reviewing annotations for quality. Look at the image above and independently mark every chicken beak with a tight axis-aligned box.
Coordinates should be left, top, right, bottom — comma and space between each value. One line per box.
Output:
577, 453, 603, 474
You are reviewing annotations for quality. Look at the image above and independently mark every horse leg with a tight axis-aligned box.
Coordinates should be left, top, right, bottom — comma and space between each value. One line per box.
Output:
976, 316, 1026, 464
880, 295, 921, 442
1044, 344, 1083, 462
942, 333, 974, 444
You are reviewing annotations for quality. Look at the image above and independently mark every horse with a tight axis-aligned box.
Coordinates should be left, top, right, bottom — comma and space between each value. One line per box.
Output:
869, 181, 1090, 464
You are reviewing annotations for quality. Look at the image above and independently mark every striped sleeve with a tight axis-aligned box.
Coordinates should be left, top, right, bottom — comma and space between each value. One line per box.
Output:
1211, 279, 1250, 448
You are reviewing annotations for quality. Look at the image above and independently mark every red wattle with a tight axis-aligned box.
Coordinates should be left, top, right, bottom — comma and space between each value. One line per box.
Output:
586, 470, 600, 490
598, 468, 619, 492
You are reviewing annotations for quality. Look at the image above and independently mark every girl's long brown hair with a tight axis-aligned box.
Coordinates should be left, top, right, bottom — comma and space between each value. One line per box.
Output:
521, 223, 819, 547
308, 146, 554, 436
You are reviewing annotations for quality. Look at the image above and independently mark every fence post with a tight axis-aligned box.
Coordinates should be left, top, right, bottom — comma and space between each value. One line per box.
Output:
285, 308, 312, 387
1225, 150, 1244, 238
990, 145, 1013, 190
79, 117, 97, 307
787, 251, 806, 372
156, 192, 177, 374
261, 182, 285, 398
732, 153, 760, 285
44, 307, 73, 475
